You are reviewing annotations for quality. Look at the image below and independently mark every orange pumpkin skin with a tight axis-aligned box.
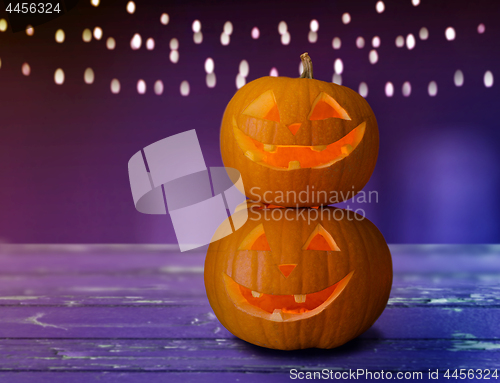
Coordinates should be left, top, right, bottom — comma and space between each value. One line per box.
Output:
204, 207, 392, 350
220, 70, 379, 207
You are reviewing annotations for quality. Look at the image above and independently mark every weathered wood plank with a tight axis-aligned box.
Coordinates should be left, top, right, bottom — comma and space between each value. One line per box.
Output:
0, 305, 498, 339
0, 338, 498, 371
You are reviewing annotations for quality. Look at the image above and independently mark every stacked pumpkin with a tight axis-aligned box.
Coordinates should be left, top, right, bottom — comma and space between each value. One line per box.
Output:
205, 53, 392, 350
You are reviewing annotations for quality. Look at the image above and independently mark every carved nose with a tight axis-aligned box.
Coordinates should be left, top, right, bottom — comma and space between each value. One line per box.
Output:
287, 123, 302, 135
278, 264, 297, 278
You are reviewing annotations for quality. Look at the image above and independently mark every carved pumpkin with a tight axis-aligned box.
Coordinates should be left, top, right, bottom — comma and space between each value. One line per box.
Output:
220, 53, 379, 207
204, 206, 392, 350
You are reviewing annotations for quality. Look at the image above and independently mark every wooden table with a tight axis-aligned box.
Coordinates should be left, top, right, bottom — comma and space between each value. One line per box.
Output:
0, 244, 498, 382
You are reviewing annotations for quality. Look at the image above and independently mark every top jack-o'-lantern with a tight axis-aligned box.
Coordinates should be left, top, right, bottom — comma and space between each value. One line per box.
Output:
221, 53, 379, 207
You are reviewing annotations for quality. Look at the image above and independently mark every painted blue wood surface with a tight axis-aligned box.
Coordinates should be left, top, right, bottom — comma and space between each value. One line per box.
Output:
0, 244, 498, 382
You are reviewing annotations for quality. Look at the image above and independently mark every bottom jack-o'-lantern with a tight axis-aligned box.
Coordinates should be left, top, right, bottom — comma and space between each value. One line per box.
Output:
204, 206, 392, 350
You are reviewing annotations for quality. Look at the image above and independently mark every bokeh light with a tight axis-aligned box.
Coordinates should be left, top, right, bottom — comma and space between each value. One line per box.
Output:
334, 58, 343, 74
205, 58, 214, 74
332, 73, 342, 85
278, 21, 287, 35
82, 29, 92, 42
342, 13, 351, 24
106, 37, 116, 50
385, 82, 394, 97
93, 27, 103, 40
477, 23, 485, 34
169, 38, 179, 50
90, 0, 99, 7
130, 33, 142, 50
308, 31, 318, 43
372, 36, 381, 48
395, 35, 404, 48
22, 63, 30, 76
54, 69, 65, 85
270, 67, 279, 77
332, 37, 341, 49
137, 79, 146, 94
154, 80, 164, 95
224, 21, 233, 35
369, 50, 378, 64
310, 19, 319, 32
454, 70, 464, 87
406, 33, 416, 50
192, 20, 201, 33
358, 82, 368, 97
402, 81, 412, 97
412, 0, 420, 5
206, 73, 216, 88
169, 50, 179, 63
146, 38, 155, 50
220, 32, 230, 46
180, 81, 190, 96
356, 37, 365, 49
55, 29, 65, 43
110, 79, 120, 94
84, 68, 95, 84
428, 81, 438, 96
126, 1, 135, 14
419, 27, 429, 40
376, 1, 385, 13
193, 32, 203, 44
0, 19, 7, 32
26, 25, 34, 36
160, 13, 169, 25
251, 27, 260, 39
484, 71, 494, 88
281, 32, 291, 45
236, 74, 246, 89
239, 60, 249, 77
445, 27, 456, 41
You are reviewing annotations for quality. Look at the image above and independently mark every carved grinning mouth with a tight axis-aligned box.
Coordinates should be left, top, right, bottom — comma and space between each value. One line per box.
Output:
223, 271, 354, 322
232, 119, 366, 170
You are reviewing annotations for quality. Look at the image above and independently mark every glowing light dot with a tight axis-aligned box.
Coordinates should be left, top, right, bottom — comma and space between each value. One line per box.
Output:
154, 80, 164, 95
0, 19, 7, 32
169, 50, 179, 63
193, 32, 203, 44
224, 21, 233, 35
106, 37, 116, 50
334, 59, 343, 74
169, 38, 179, 50
342, 13, 351, 24
299, 62, 303, 75
406, 33, 416, 50
269, 67, 279, 77
239, 60, 249, 77
192, 20, 201, 33
385, 82, 394, 97
310, 19, 319, 32
419, 27, 429, 40
93, 27, 103, 40
160, 13, 169, 25
55, 29, 65, 43
369, 50, 378, 64
395, 35, 404, 47
445, 27, 455, 41
281, 32, 291, 45
412, 0, 420, 5
22, 63, 30, 76
332, 37, 341, 49
110, 79, 120, 94
308, 31, 318, 43
278, 21, 287, 35
358, 82, 368, 98
251, 27, 260, 39
236, 74, 246, 89
126, 1, 135, 14
206, 73, 216, 88
205, 58, 214, 74
82, 29, 92, 42
356, 37, 365, 49
477, 23, 485, 34
137, 79, 146, 94
91, 0, 99, 7
54, 69, 65, 85
180, 81, 190, 96
372, 36, 381, 48
146, 38, 155, 50
402, 81, 412, 97
84, 68, 94, 84
376, 1, 385, 13
484, 71, 494, 88
428, 81, 437, 97
454, 70, 464, 87
131, 33, 142, 50
332, 74, 342, 85
26, 25, 34, 36
220, 32, 230, 46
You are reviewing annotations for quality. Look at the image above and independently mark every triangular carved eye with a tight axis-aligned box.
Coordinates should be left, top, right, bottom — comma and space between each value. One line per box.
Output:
238, 223, 271, 251
302, 224, 340, 251
242, 90, 280, 122
308, 92, 351, 121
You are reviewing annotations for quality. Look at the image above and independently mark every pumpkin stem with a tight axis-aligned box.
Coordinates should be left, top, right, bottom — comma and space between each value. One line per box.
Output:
299, 52, 314, 79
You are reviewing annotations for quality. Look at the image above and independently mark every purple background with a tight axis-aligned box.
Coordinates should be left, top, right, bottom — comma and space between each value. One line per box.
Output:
0, 0, 498, 244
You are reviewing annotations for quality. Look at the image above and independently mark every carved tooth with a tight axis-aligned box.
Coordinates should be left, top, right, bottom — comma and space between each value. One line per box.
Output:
244, 150, 262, 162
312, 145, 328, 152
294, 294, 307, 303
263, 144, 276, 152
288, 160, 301, 170
270, 309, 283, 322
251, 290, 263, 298
341, 144, 353, 155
